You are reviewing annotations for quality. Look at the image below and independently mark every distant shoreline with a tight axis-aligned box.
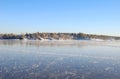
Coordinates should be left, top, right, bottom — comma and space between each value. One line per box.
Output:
0, 32, 120, 40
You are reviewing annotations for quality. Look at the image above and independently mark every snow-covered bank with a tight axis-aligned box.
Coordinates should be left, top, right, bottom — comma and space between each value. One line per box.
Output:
0, 38, 119, 42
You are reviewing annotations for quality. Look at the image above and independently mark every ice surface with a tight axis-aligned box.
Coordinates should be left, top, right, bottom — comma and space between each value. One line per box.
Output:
0, 40, 120, 79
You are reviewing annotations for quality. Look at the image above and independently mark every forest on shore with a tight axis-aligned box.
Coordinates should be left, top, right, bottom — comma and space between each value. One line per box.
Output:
0, 32, 120, 40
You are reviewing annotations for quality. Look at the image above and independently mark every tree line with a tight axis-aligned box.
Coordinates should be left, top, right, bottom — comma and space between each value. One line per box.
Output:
0, 32, 120, 40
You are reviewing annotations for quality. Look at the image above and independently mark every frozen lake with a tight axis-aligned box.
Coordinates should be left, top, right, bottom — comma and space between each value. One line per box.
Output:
0, 40, 120, 79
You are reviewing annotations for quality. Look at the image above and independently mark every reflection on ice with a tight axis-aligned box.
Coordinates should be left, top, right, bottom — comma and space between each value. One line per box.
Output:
0, 40, 120, 47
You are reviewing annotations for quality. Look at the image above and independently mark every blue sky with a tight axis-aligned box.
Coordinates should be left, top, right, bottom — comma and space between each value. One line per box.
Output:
0, 0, 120, 36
